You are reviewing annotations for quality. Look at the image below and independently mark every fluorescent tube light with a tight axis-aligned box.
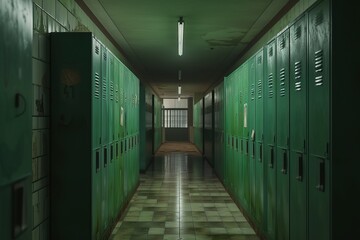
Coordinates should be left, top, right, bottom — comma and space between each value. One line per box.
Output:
178, 85, 181, 95
178, 17, 184, 56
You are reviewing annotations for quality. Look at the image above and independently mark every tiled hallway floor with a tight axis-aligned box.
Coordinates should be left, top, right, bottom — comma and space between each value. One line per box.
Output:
110, 153, 259, 240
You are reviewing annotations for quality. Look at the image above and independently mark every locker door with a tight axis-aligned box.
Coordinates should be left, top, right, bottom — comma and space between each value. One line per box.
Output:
242, 61, 250, 210
113, 59, 120, 214
276, 28, 290, 240
289, 15, 308, 240
224, 77, 230, 188
100, 45, 109, 231
234, 70, 240, 201
248, 57, 257, 215
264, 39, 277, 240
108, 53, 115, 223
0, 1, 32, 239
308, 1, 330, 239
119, 62, 124, 205
92, 37, 102, 239
255, 48, 265, 227
238, 67, 245, 204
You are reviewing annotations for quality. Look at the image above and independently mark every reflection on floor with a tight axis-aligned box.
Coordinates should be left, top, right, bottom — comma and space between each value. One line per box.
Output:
110, 153, 259, 240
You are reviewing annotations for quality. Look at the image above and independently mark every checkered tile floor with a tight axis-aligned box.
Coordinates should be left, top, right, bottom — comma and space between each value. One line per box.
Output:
110, 153, 259, 240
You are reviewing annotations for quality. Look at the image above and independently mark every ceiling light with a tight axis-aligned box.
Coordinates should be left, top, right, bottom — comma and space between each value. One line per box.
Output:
178, 17, 184, 56
178, 70, 182, 80
178, 96, 181, 101
178, 85, 181, 95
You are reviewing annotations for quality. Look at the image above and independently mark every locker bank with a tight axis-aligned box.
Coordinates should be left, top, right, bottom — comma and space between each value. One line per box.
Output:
1, 0, 359, 239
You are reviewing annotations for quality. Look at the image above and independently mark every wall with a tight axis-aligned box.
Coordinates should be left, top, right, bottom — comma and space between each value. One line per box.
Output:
31, 0, 130, 239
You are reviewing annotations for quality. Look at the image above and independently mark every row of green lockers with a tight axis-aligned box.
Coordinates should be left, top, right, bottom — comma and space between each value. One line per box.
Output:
195, 1, 334, 239
50, 32, 140, 239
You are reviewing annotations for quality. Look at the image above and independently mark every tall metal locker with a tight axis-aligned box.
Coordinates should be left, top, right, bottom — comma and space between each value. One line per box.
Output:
0, 1, 32, 239
255, 48, 265, 227
51, 32, 108, 239
289, 14, 308, 240
275, 28, 290, 240
108, 52, 115, 223
92, 37, 103, 240
264, 39, 277, 240
100, 44, 109, 232
248, 56, 257, 216
233, 69, 240, 201
308, 0, 330, 239
242, 61, 250, 211
237, 66, 245, 205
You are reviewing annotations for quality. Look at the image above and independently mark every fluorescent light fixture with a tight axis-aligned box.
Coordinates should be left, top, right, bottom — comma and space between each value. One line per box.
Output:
178, 85, 182, 95
178, 96, 181, 101
178, 70, 182, 80
178, 17, 184, 56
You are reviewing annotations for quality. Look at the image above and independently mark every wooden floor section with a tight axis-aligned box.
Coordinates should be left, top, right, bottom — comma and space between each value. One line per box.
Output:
155, 142, 201, 156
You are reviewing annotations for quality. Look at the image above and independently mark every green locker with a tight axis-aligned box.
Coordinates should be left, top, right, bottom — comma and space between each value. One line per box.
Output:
51, 33, 105, 239
289, 14, 308, 240
101, 45, 109, 232
275, 28, 290, 240
237, 66, 245, 204
113, 58, 121, 215
92, 37, 103, 239
0, 1, 32, 239
308, 1, 330, 239
119, 62, 125, 206
108, 53, 115, 224
264, 39, 277, 240
255, 48, 265, 226
248, 56, 256, 216
223, 76, 230, 187
234, 69, 240, 200
242, 61, 250, 210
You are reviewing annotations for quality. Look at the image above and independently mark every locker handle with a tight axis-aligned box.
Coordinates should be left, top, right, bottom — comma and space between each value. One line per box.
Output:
235, 138, 238, 150
104, 148, 107, 167
281, 151, 287, 174
269, 148, 274, 168
110, 145, 114, 162
316, 160, 325, 192
96, 151, 100, 172
296, 154, 303, 181
246, 140, 249, 155
252, 142, 255, 157
259, 144, 263, 162
13, 181, 28, 237
15, 93, 27, 117
241, 139, 243, 152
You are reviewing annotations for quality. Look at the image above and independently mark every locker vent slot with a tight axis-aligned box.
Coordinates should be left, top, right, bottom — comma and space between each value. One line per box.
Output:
257, 55, 262, 64
268, 73, 274, 98
295, 26, 302, 40
269, 47, 273, 57
251, 83, 255, 100
315, 76, 323, 86
279, 68, 286, 97
280, 37, 286, 50
315, 12, 324, 26
102, 79, 107, 100
103, 52, 107, 61
257, 79, 262, 99
315, 50, 323, 73
95, 46, 99, 55
295, 61, 302, 91
110, 80, 114, 100
94, 73, 100, 99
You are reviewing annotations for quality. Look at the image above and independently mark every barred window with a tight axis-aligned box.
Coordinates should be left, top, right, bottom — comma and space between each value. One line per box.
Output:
162, 109, 188, 128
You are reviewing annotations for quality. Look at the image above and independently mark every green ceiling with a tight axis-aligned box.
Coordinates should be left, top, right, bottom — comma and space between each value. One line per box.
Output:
83, 0, 289, 98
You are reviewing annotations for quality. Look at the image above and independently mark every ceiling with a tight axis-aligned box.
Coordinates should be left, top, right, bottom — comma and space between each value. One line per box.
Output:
82, 0, 290, 99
